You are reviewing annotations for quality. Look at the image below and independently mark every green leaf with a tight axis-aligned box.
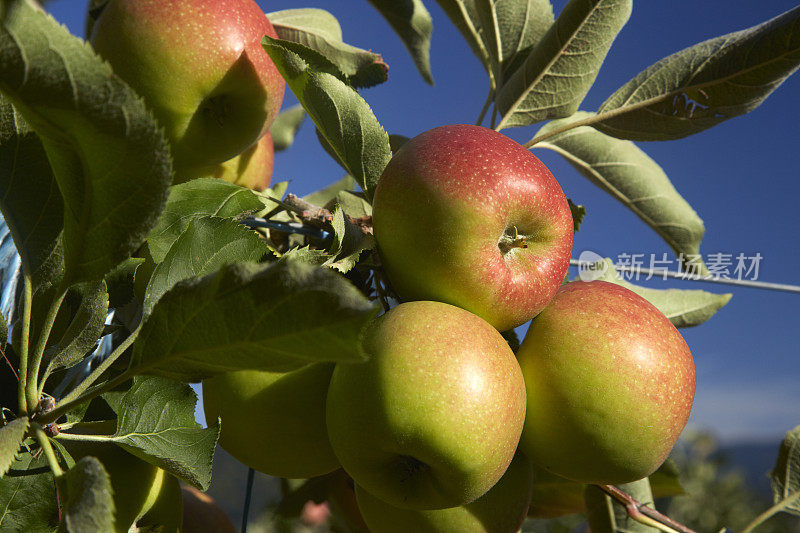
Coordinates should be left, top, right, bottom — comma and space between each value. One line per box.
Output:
650, 459, 684, 498
43, 280, 109, 374
0, 417, 27, 477
0, 450, 59, 531
325, 205, 375, 274
567, 198, 586, 232
336, 190, 373, 219
535, 112, 706, 272
580, 258, 731, 328
302, 175, 358, 208
130, 260, 378, 381
269, 9, 389, 88
478, 0, 555, 85
262, 36, 392, 201
585, 479, 660, 533
496, 0, 632, 129
595, 5, 800, 141
270, 104, 306, 152
0, 1, 172, 284
365, 0, 434, 84
0, 309, 7, 347
60, 456, 115, 533
280, 245, 330, 266
104, 257, 143, 309
105, 376, 218, 490
143, 216, 270, 315
147, 179, 264, 263
0, 97, 64, 287
770, 425, 800, 516
435, 0, 493, 83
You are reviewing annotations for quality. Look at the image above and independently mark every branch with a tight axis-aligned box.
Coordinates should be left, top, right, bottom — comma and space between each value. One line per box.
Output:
597, 484, 698, 533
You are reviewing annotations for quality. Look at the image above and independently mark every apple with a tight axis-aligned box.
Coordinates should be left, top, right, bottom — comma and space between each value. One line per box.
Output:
175, 132, 275, 189
90, 0, 285, 172
62, 438, 182, 532
202, 363, 340, 478
355, 453, 533, 533
372, 124, 573, 332
516, 280, 695, 484
326, 301, 527, 510
180, 486, 235, 533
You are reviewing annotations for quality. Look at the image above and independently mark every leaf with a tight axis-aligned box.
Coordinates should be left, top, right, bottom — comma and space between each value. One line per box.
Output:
270, 104, 306, 152
336, 190, 372, 219
43, 280, 109, 374
130, 260, 378, 381
567, 198, 586, 232
0, 417, 27, 477
366, 0, 434, 84
0, 1, 172, 283
0, 451, 59, 531
147, 179, 264, 263
535, 112, 706, 272
770, 425, 800, 516
0, 97, 64, 287
269, 9, 389, 88
84, 0, 109, 38
585, 479, 660, 533
579, 258, 731, 328
496, 0, 632, 129
60, 456, 115, 533
325, 205, 375, 274
478, 0, 555, 84
104, 257, 143, 309
594, 5, 800, 141
263, 36, 392, 201
302, 175, 358, 208
105, 376, 218, 490
650, 459, 683, 498
143, 216, 270, 315
0, 309, 6, 347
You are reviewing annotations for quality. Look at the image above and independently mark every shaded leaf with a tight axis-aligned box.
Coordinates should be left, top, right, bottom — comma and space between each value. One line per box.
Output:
104, 257, 143, 309
0, 1, 172, 283
107, 376, 218, 490
0, 97, 63, 287
366, 0, 434, 84
336, 191, 372, 219
144, 216, 270, 315
130, 260, 378, 381
496, 0, 631, 129
263, 36, 392, 201
0, 417, 27, 477
270, 9, 388, 88
147, 179, 264, 263
0, 451, 59, 531
580, 258, 731, 327
270, 104, 306, 152
60, 456, 115, 533
585, 479, 659, 533
302, 175, 358, 208
650, 459, 684, 498
770, 425, 800, 516
535, 112, 706, 272
595, 6, 800, 141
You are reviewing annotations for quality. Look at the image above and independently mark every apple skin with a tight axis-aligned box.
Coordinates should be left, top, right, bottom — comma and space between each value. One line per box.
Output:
516, 280, 695, 484
326, 301, 526, 510
202, 363, 340, 478
372, 124, 573, 332
175, 132, 275, 190
355, 453, 534, 533
180, 486, 236, 533
90, 0, 285, 171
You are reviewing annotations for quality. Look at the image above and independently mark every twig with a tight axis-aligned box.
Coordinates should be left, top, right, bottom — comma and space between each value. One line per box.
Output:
598, 484, 698, 533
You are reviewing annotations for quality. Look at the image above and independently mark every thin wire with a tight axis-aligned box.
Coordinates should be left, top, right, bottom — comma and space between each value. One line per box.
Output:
570, 259, 800, 294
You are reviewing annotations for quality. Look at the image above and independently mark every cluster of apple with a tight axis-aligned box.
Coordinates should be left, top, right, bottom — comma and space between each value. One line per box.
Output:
204, 124, 696, 532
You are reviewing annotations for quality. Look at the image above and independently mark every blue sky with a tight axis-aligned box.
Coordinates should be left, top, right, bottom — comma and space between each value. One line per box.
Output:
46, 0, 800, 443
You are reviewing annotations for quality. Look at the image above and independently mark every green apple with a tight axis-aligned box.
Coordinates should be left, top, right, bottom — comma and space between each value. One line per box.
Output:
175, 132, 275, 189
90, 0, 285, 171
517, 280, 696, 484
202, 364, 340, 478
326, 301, 527, 510
372, 124, 573, 332
355, 453, 533, 533
62, 438, 181, 532
181, 486, 236, 533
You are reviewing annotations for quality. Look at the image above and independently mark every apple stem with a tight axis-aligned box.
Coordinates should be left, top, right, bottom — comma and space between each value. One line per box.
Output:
498, 226, 529, 255
597, 484, 698, 533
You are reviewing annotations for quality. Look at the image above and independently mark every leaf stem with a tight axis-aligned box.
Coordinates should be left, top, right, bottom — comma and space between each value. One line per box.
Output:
41, 367, 134, 427
18, 274, 33, 415
33, 422, 63, 477
53, 432, 113, 442
741, 490, 800, 533
597, 484, 698, 533
28, 286, 68, 407
476, 88, 494, 126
